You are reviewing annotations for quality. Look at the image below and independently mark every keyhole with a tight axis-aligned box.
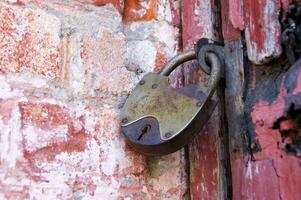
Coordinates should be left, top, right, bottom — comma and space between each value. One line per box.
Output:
137, 124, 151, 140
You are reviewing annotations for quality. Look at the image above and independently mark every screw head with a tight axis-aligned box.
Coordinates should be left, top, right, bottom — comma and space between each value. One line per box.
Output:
165, 132, 172, 139
139, 80, 145, 85
121, 118, 128, 123
152, 83, 158, 89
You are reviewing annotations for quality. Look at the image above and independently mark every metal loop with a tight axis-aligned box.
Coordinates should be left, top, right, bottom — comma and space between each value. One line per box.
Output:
158, 49, 222, 96
205, 52, 222, 98
197, 45, 224, 75
159, 50, 196, 76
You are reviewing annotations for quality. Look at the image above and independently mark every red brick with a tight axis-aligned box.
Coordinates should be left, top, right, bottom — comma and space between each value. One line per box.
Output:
20, 102, 87, 162
0, 1, 188, 199
71, 0, 124, 13
93, 0, 123, 13
154, 48, 168, 73
80, 29, 136, 96
0, 3, 61, 80
123, 0, 157, 23
0, 97, 187, 199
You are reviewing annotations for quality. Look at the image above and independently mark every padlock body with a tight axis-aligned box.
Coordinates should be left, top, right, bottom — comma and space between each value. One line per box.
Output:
120, 73, 217, 155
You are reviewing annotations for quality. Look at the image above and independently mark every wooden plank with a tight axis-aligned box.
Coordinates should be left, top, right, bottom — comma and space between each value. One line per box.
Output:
181, 0, 231, 199
221, 0, 241, 41
244, 0, 282, 64
224, 40, 247, 154
222, 1, 301, 200
231, 59, 301, 200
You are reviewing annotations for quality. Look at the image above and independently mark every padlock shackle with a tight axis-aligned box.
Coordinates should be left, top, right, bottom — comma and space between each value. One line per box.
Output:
159, 49, 222, 97
206, 52, 222, 99
159, 49, 196, 76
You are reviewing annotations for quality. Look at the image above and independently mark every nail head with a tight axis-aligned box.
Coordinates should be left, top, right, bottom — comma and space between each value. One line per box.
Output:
165, 132, 172, 139
139, 80, 145, 85
122, 118, 128, 123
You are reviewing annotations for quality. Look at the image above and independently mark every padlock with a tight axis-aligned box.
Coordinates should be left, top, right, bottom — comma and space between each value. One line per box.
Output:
120, 48, 222, 156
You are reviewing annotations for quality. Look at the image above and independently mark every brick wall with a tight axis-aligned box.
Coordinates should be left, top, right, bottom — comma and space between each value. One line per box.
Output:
0, 0, 188, 199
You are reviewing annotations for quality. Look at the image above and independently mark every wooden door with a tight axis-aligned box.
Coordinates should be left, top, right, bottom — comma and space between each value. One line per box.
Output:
182, 0, 301, 199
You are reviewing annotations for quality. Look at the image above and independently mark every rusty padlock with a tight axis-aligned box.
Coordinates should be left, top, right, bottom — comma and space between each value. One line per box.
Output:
120, 45, 222, 156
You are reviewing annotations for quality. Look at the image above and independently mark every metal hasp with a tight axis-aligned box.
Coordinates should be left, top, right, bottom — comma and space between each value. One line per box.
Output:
120, 38, 224, 155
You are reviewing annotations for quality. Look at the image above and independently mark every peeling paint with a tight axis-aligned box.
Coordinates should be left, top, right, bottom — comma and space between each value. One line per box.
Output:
244, 0, 282, 64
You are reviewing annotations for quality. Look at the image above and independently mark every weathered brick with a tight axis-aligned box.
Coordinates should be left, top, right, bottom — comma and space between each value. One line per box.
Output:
0, 0, 187, 199
125, 40, 157, 73
92, 0, 123, 13
0, 98, 23, 169
0, 97, 187, 199
124, 20, 179, 73
32, 2, 125, 97
157, 0, 181, 26
0, 2, 61, 80
123, 0, 157, 23
80, 29, 137, 96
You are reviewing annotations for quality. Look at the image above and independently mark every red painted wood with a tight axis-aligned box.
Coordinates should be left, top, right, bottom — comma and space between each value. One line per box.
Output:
232, 157, 282, 200
231, 62, 301, 200
181, 0, 222, 199
244, 0, 282, 64
181, 0, 219, 48
220, 1, 301, 199
229, 0, 244, 30
189, 129, 219, 200
221, 0, 241, 41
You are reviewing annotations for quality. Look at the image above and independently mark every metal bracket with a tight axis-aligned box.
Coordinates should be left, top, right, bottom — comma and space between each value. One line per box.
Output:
195, 38, 225, 76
